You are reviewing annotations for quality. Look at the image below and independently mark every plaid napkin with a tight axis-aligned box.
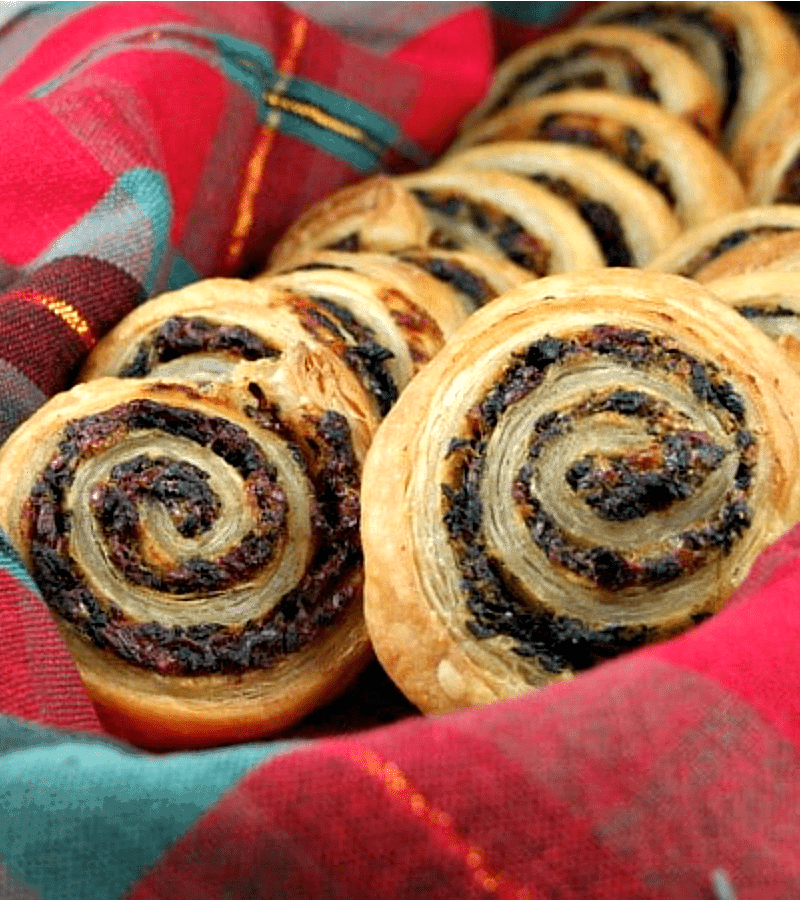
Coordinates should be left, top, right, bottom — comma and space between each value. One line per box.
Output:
2, 2, 799, 898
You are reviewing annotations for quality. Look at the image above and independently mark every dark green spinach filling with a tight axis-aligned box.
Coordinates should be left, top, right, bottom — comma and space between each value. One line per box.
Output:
441, 325, 755, 673
26, 400, 362, 676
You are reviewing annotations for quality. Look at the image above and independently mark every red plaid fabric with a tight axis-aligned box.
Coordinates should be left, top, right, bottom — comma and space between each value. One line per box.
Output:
0, 0, 494, 434
128, 524, 800, 897
0, 531, 102, 733
129, 614, 800, 898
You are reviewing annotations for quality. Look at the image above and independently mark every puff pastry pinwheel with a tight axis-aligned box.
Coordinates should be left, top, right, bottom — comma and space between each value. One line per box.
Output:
268, 175, 433, 271
258, 266, 466, 410
447, 89, 746, 229
729, 77, 800, 205
580, 0, 800, 148
270, 167, 606, 279
0, 348, 375, 748
361, 269, 800, 714
392, 248, 529, 314
266, 246, 527, 316
394, 165, 606, 275
705, 270, 800, 375
460, 24, 721, 140
443, 140, 682, 266
646, 205, 800, 283
259, 249, 485, 320
79, 278, 373, 418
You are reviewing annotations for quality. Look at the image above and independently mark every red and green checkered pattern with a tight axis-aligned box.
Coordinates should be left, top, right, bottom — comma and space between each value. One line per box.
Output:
0, 0, 496, 435
3, 3, 800, 898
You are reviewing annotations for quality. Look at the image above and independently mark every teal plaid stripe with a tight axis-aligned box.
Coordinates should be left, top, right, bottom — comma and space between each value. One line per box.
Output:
0, 716, 299, 900
262, 77, 407, 171
0, 531, 39, 598
213, 31, 428, 170
32, 24, 426, 173
0, 1, 91, 32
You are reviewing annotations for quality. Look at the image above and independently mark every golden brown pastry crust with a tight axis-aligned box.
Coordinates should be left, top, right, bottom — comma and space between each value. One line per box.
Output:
83, 267, 454, 424
258, 249, 474, 326
579, 0, 800, 148
78, 276, 382, 431
395, 164, 606, 275
268, 175, 433, 272
361, 269, 800, 715
268, 165, 607, 279
258, 266, 457, 384
0, 351, 375, 749
461, 24, 722, 139
729, 77, 800, 204
705, 270, 800, 375
391, 248, 529, 314
646, 205, 800, 283
447, 89, 746, 229
443, 140, 682, 266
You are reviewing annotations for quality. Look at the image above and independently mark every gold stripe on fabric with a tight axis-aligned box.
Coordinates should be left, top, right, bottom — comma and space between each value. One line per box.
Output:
262, 92, 383, 156
226, 126, 277, 267
225, 14, 308, 269
34, 293, 95, 344
350, 749, 533, 900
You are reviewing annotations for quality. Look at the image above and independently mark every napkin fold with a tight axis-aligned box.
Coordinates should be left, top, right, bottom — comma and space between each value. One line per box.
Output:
127, 527, 800, 900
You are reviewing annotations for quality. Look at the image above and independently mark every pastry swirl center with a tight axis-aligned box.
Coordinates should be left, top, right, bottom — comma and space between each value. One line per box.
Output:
24, 399, 363, 676
439, 325, 757, 673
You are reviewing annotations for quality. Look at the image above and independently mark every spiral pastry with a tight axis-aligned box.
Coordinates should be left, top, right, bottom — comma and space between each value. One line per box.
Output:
580, 0, 800, 148
0, 349, 376, 748
78, 281, 279, 384
260, 249, 479, 321
75, 277, 345, 382
268, 175, 433, 272
258, 266, 464, 407
447, 89, 746, 229
460, 24, 721, 140
646, 205, 800, 283
729, 77, 800, 204
444, 140, 682, 266
392, 249, 528, 314
265, 246, 527, 316
706, 270, 800, 375
394, 165, 606, 275
361, 269, 800, 714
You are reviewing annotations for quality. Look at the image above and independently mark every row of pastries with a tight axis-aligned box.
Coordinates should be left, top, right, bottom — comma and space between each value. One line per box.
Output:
4, 1, 800, 748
